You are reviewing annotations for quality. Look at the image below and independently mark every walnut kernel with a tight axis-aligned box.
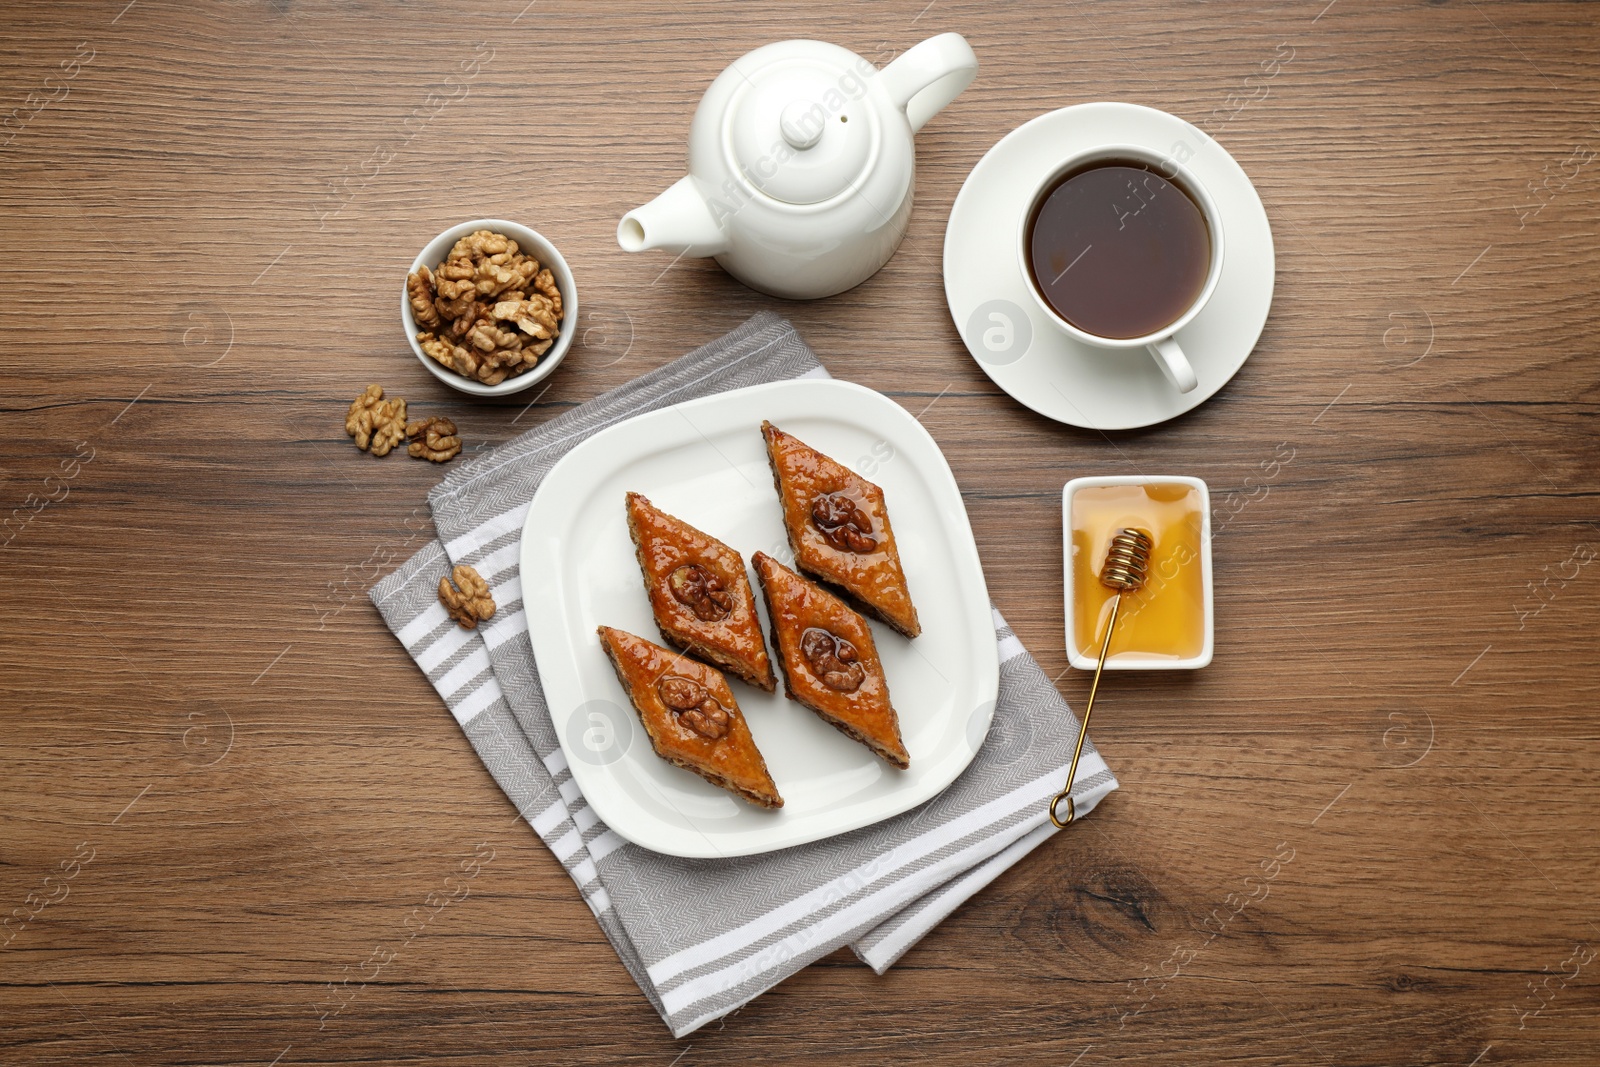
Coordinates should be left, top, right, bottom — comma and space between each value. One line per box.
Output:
407, 416, 461, 462
657, 675, 731, 740
418, 331, 479, 378
667, 564, 734, 622
466, 319, 522, 354
439, 564, 495, 629
407, 266, 442, 329
811, 492, 878, 553
800, 627, 865, 692
345, 385, 408, 457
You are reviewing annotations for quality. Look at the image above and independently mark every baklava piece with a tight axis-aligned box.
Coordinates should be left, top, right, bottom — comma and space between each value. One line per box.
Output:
752, 552, 909, 769
625, 492, 775, 691
761, 422, 920, 638
597, 626, 782, 809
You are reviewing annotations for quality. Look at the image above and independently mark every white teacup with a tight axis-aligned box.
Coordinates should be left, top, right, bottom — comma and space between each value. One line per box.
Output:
1017, 143, 1224, 394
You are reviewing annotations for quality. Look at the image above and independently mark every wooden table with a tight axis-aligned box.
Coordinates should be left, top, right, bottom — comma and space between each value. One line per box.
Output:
4, 1, 1598, 1062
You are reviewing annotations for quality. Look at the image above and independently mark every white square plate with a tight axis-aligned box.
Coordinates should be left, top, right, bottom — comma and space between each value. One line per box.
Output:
521, 379, 998, 858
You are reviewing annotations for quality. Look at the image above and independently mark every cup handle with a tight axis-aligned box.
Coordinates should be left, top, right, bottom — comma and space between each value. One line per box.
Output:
879, 33, 979, 133
1147, 336, 1199, 393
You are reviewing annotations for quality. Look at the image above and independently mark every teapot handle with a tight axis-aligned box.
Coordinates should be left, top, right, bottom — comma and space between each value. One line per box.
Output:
879, 32, 978, 133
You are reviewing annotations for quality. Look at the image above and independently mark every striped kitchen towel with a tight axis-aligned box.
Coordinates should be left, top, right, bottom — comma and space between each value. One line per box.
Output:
370, 312, 1116, 1036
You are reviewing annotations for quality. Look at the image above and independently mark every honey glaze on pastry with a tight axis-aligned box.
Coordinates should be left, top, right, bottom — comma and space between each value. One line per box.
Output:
597, 626, 782, 809
752, 552, 909, 770
625, 492, 776, 691
761, 422, 920, 638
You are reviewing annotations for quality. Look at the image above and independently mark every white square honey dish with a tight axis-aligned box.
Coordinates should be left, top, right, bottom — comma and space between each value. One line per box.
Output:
1062, 475, 1214, 671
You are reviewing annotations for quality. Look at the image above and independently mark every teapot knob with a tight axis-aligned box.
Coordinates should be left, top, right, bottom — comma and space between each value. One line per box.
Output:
779, 100, 825, 150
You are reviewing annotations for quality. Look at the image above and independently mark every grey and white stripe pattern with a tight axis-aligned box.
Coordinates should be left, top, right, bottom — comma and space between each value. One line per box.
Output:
370, 314, 1116, 1036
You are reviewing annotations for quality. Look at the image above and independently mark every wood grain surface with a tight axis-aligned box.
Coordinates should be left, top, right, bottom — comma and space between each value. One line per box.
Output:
3, 0, 1598, 1063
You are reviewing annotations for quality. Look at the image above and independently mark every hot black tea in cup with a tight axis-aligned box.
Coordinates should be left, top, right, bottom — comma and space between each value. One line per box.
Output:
1026, 161, 1211, 340
1016, 144, 1225, 394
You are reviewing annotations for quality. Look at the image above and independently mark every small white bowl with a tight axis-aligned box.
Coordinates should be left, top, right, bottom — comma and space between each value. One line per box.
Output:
402, 218, 578, 397
1062, 475, 1214, 670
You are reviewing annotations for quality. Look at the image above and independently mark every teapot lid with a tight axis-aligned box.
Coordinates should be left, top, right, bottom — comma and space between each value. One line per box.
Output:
723, 53, 875, 206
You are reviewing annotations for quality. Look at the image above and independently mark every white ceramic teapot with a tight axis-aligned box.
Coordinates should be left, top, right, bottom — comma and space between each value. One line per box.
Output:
617, 33, 978, 300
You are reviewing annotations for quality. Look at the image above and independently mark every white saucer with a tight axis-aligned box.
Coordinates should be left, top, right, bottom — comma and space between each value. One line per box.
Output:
943, 103, 1275, 431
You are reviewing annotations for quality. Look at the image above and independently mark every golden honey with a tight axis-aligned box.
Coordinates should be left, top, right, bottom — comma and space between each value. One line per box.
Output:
1070, 483, 1205, 661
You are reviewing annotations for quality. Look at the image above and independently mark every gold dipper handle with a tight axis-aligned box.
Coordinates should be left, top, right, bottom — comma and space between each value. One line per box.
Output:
1049, 591, 1122, 828
1048, 526, 1150, 829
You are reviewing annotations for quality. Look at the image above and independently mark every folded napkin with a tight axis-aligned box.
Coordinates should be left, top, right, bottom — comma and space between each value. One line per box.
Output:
369, 312, 1116, 1036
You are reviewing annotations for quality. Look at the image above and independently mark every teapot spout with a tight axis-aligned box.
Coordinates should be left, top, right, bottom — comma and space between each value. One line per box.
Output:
617, 176, 731, 258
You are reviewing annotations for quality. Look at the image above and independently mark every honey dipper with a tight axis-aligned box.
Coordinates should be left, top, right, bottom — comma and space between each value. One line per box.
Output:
1049, 527, 1153, 828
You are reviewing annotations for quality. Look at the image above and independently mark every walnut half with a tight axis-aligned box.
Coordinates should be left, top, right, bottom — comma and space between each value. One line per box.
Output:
657, 675, 731, 740
800, 627, 865, 692
407, 266, 442, 329
345, 384, 407, 457
811, 492, 878, 554
439, 564, 495, 629
407, 416, 461, 462
667, 564, 734, 622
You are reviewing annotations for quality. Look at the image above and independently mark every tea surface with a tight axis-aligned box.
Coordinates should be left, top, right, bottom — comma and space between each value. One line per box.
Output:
1028, 162, 1211, 339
